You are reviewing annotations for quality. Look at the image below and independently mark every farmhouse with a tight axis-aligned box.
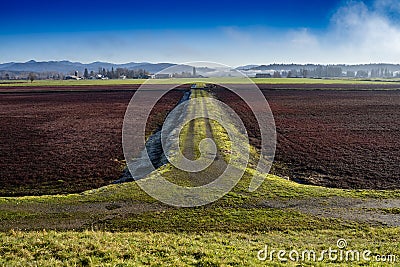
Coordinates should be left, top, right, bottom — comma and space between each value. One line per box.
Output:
65, 75, 80, 80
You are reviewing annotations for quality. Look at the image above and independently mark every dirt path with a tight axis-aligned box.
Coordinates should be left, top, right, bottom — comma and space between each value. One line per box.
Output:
1, 195, 398, 231
0, 200, 168, 231
258, 197, 400, 227
186, 90, 228, 186
163, 89, 229, 187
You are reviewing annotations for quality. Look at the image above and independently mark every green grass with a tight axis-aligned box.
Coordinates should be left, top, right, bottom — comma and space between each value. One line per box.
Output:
0, 228, 398, 266
252, 77, 400, 84
1, 77, 399, 87
0, 79, 149, 86
100, 207, 353, 232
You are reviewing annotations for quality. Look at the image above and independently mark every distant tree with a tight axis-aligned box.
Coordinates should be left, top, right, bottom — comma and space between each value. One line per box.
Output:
273, 71, 281, 78
28, 73, 36, 83
290, 69, 298, 77
84, 68, 89, 79
346, 71, 355, 78
371, 69, 380, 78
314, 66, 323, 78
356, 70, 368, 78
5, 73, 10, 80
384, 68, 392, 78
301, 69, 308, 78
106, 69, 111, 79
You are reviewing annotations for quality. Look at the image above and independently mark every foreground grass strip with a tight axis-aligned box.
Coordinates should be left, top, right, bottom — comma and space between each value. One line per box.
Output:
0, 228, 398, 266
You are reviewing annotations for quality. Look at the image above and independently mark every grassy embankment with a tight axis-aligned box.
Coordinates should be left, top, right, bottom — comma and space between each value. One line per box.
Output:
0, 89, 399, 266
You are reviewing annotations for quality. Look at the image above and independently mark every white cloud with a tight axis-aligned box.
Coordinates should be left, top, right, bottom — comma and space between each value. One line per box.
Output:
327, 0, 400, 63
215, 0, 400, 64
194, 0, 400, 65
374, 0, 400, 13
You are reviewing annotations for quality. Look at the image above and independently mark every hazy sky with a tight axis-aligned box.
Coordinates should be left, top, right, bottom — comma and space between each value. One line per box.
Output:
1, 0, 400, 66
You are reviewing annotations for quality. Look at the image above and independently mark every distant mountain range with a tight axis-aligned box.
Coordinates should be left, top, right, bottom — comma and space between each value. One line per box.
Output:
0, 60, 178, 74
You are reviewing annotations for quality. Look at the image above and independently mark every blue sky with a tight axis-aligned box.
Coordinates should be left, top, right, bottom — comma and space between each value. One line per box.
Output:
1, 0, 399, 66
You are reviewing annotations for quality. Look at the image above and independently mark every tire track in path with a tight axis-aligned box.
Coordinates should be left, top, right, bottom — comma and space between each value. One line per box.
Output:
169, 89, 228, 187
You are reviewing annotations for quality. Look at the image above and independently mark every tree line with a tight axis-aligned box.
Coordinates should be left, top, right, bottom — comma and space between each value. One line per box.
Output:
83, 67, 150, 79
273, 66, 399, 78
0, 67, 151, 80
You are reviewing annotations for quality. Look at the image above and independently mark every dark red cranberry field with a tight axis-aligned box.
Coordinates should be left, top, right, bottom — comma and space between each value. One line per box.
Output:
215, 86, 400, 190
0, 88, 183, 196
